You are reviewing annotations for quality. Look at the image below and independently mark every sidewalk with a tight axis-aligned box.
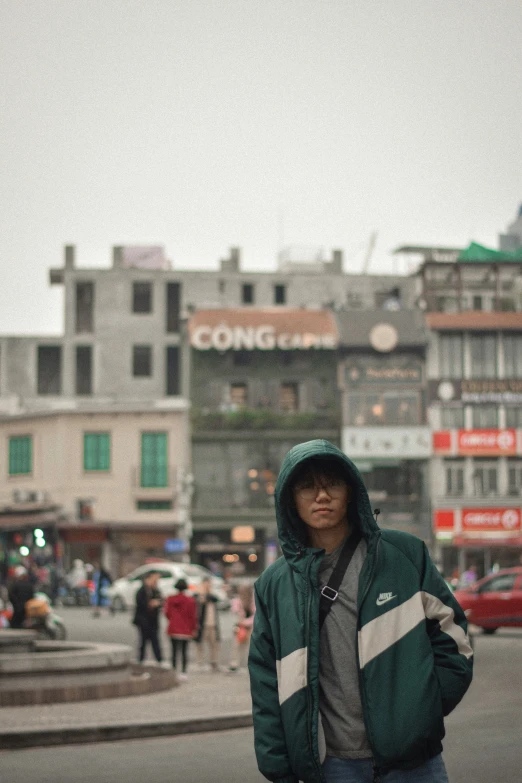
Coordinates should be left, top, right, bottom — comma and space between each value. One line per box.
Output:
0, 667, 253, 749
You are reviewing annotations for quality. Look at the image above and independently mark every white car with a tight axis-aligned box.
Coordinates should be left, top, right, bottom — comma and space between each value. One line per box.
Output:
107, 562, 229, 612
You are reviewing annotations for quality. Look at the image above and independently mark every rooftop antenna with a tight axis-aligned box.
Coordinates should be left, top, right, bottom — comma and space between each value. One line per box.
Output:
362, 231, 378, 274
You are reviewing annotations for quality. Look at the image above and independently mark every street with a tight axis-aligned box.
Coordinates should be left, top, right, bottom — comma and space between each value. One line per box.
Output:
58, 605, 237, 665
1, 610, 521, 782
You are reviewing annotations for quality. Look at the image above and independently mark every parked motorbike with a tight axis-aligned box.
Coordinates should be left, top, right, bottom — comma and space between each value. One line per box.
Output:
24, 592, 67, 640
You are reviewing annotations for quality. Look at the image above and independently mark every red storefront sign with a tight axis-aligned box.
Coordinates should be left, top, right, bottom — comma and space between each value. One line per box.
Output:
433, 431, 452, 453
461, 508, 521, 533
434, 510, 455, 532
457, 429, 516, 456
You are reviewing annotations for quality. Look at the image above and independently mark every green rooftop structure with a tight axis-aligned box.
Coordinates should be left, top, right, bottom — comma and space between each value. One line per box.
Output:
457, 242, 522, 262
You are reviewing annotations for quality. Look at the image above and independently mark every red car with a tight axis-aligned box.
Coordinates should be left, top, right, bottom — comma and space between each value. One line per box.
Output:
454, 566, 522, 634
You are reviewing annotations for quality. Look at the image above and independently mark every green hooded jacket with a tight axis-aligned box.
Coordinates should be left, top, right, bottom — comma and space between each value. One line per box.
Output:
248, 440, 473, 783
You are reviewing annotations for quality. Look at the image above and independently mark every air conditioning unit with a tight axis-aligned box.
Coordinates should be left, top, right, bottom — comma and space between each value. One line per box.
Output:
27, 491, 48, 504
12, 489, 30, 504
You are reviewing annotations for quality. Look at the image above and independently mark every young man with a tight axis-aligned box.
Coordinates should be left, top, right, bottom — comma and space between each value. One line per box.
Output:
249, 440, 473, 783
133, 570, 163, 664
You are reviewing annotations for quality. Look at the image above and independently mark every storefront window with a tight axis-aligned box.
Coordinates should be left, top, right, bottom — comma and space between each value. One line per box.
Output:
472, 459, 498, 496
348, 392, 421, 426
471, 406, 499, 428
440, 407, 465, 428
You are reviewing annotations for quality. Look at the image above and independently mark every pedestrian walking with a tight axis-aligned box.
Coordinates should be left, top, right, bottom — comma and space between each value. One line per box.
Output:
133, 571, 163, 664
227, 584, 255, 673
164, 578, 198, 681
8, 566, 35, 629
91, 563, 113, 617
249, 440, 473, 783
195, 576, 221, 671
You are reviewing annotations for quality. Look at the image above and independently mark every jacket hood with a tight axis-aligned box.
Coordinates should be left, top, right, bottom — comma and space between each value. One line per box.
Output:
274, 439, 380, 568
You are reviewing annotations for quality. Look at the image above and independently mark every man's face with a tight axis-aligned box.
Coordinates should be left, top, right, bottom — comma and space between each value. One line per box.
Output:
292, 471, 352, 532
147, 573, 160, 588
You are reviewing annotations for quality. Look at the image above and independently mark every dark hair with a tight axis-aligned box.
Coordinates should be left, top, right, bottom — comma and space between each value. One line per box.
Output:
288, 457, 350, 493
175, 578, 188, 592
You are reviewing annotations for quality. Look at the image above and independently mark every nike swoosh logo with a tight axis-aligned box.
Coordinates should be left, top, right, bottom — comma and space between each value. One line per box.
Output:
376, 595, 397, 606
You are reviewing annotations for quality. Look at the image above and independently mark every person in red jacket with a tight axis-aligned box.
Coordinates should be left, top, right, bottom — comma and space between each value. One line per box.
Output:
164, 578, 198, 681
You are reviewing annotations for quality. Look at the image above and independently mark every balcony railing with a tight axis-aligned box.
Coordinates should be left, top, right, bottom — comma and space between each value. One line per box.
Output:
131, 467, 178, 489
191, 408, 340, 432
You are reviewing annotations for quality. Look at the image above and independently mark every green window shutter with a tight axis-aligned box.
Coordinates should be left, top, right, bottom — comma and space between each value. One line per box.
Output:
9, 436, 32, 475
141, 432, 168, 487
84, 433, 110, 471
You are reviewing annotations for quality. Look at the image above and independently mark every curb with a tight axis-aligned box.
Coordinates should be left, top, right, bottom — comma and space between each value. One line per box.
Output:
0, 712, 253, 750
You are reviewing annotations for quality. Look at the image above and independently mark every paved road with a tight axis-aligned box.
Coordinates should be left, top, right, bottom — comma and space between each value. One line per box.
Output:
3, 625, 521, 782
60, 605, 236, 665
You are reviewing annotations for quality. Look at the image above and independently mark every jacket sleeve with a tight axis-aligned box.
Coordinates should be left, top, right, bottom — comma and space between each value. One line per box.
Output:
248, 585, 298, 783
420, 544, 473, 716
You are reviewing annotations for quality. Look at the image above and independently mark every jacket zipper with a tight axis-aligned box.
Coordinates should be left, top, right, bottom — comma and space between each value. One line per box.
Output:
356, 536, 381, 783
305, 554, 325, 783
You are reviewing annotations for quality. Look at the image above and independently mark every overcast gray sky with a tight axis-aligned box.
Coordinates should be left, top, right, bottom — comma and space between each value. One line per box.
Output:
1, 0, 521, 334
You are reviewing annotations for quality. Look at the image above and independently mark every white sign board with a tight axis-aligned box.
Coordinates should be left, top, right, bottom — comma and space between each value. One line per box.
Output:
342, 426, 432, 460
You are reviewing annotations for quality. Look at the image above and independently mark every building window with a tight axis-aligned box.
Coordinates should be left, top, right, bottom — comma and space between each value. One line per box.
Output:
132, 282, 152, 313
503, 334, 522, 377
76, 346, 92, 395
440, 407, 465, 428
133, 345, 152, 377
435, 296, 459, 313
75, 282, 94, 333
83, 433, 110, 471
274, 284, 286, 305
472, 459, 498, 496
348, 392, 421, 426
505, 407, 522, 428
445, 459, 465, 496
230, 382, 248, 407
280, 383, 299, 412
507, 459, 522, 496
470, 334, 497, 378
137, 500, 172, 510
37, 346, 62, 395
439, 333, 463, 378
364, 462, 421, 499
471, 406, 498, 428
472, 295, 483, 311
233, 351, 251, 367
166, 346, 180, 396
166, 282, 181, 333
9, 436, 32, 476
241, 283, 254, 305
141, 432, 168, 487
218, 279, 226, 294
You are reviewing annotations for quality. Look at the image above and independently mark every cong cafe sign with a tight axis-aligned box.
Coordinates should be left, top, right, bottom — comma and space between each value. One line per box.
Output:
190, 310, 339, 351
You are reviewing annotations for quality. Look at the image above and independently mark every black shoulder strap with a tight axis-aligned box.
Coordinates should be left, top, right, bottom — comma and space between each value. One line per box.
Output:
319, 529, 362, 631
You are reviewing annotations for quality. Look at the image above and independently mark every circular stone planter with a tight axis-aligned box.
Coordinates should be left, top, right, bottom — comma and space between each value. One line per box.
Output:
0, 634, 177, 706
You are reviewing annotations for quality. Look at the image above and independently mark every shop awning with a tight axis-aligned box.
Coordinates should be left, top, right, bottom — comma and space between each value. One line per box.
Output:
453, 536, 522, 548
